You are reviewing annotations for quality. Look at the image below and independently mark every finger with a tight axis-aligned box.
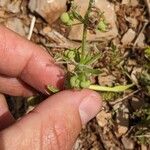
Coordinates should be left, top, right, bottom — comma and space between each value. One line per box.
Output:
0, 90, 102, 150
0, 26, 65, 93
0, 94, 15, 131
0, 75, 36, 97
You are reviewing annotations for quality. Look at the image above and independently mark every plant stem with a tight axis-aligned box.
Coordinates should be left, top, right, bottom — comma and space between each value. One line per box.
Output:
81, 0, 94, 63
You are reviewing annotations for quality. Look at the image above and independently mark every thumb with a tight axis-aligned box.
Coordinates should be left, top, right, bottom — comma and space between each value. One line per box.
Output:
0, 89, 102, 150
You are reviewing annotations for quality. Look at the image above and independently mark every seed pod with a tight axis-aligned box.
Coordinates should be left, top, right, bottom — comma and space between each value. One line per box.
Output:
97, 20, 107, 32
67, 51, 75, 59
70, 76, 80, 88
60, 12, 70, 24
80, 80, 91, 88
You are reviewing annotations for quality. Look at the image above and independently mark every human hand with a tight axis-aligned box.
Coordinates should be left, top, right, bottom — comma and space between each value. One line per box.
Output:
0, 26, 102, 150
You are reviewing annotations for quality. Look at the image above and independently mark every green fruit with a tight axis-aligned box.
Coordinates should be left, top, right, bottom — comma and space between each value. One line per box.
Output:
70, 76, 80, 88
67, 51, 75, 59
80, 80, 91, 88
60, 12, 70, 24
79, 74, 86, 82
66, 19, 74, 26
97, 20, 107, 32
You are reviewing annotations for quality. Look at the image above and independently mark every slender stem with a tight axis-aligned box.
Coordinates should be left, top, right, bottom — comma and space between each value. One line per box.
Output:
81, 0, 94, 63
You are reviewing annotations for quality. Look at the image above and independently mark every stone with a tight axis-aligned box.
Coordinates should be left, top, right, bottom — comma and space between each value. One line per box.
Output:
122, 0, 130, 4
0, 0, 10, 7
7, 0, 21, 13
121, 29, 136, 45
28, 0, 67, 25
131, 67, 142, 84
96, 110, 111, 127
117, 125, 128, 136
98, 74, 116, 86
136, 33, 145, 47
5, 18, 26, 37
121, 136, 135, 150
130, 0, 139, 6
68, 0, 118, 41
122, 0, 139, 6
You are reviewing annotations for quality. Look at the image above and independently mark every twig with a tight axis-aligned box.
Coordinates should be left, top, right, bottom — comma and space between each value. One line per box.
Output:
133, 21, 148, 46
27, 16, 36, 40
110, 89, 141, 105
144, 0, 150, 18
40, 27, 80, 49
81, 0, 95, 61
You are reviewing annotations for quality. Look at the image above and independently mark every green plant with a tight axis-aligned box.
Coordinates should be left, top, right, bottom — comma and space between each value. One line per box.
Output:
132, 104, 150, 145
51, 0, 134, 94
139, 71, 150, 96
145, 46, 150, 60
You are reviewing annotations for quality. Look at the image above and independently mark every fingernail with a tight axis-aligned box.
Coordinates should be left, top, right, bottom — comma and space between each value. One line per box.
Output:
79, 92, 101, 125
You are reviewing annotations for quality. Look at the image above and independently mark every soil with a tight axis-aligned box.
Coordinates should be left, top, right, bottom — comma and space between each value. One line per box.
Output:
0, 0, 150, 149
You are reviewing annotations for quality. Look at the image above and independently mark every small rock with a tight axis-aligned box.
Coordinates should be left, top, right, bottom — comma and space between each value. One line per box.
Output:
136, 33, 145, 47
96, 110, 111, 127
28, 0, 67, 25
5, 18, 26, 36
122, 0, 130, 4
122, 0, 139, 6
121, 136, 135, 150
0, 0, 10, 7
131, 67, 142, 84
121, 29, 136, 45
117, 125, 128, 136
141, 144, 148, 150
98, 74, 116, 86
130, 0, 139, 6
68, 0, 118, 41
127, 59, 137, 66
7, 0, 21, 13
43, 26, 52, 34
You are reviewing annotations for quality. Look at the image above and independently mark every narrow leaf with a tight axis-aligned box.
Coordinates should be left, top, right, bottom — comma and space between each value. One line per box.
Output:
78, 65, 101, 75
89, 84, 134, 92
47, 85, 60, 93
85, 53, 101, 65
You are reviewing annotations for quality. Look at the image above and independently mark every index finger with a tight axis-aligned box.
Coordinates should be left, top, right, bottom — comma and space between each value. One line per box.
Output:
0, 26, 65, 93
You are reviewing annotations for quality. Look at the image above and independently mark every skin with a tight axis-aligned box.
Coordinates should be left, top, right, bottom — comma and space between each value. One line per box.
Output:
0, 25, 102, 150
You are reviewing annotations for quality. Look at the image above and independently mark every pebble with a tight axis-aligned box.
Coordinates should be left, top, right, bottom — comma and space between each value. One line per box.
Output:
98, 74, 116, 86
96, 110, 111, 127
28, 0, 67, 25
136, 33, 145, 48
5, 18, 26, 36
121, 28, 136, 45
121, 136, 135, 150
0, 0, 10, 7
7, 0, 21, 13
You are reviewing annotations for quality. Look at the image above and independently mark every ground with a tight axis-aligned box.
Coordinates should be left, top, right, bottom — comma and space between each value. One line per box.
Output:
0, 0, 150, 149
